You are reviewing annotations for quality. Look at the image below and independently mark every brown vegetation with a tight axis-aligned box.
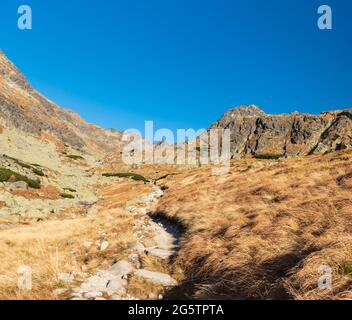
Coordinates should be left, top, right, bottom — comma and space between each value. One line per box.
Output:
156, 150, 352, 300
0, 180, 151, 300
40, 133, 66, 153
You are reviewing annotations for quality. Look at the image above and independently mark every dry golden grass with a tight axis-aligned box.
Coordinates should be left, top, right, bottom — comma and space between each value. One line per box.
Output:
156, 150, 352, 300
4, 148, 352, 300
127, 275, 165, 300
40, 133, 66, 153
126, 255, 169, 300
127, 253, 185, 300
0, 180, 152, 300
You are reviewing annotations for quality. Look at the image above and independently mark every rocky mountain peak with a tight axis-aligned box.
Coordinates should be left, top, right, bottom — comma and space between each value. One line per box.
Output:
228, 105, 265, 117
210, 105, 352, 159
210, 105, 265, 129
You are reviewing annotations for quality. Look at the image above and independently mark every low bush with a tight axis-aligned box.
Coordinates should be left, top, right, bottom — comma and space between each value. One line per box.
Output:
339, 261, 352, 276
254, 153, 284, 160
102, 172, 149, 183
31, 168, 45, 177
60, 193, 75, 199
155, 173, 175, 181
66, 155, 84, 160
0, 168, 40, 189
5, 156, 45, 177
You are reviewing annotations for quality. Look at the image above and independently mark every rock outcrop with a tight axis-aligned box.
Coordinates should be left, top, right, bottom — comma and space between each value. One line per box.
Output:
209, 105, 352, 158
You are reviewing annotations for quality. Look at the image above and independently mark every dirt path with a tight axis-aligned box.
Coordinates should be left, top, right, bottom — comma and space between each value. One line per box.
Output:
70, 185, 181, 300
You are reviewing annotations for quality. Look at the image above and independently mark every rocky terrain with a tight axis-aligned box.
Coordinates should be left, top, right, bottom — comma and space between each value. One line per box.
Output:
0, 50, 127, 228
210, 105, 352, 159
70, 185, 180, 300
0, 50, 123, 155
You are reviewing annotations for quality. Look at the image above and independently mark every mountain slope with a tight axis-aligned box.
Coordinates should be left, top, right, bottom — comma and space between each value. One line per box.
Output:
156, 150, 352, 300
0, 50, 122, 155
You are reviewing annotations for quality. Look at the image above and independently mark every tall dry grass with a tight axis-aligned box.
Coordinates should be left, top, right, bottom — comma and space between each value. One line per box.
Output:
0, 180, 151, 300
156, 150, 352, 300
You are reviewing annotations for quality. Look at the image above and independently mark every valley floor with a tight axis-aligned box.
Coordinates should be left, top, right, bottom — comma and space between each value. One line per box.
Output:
0, 178, 183, 300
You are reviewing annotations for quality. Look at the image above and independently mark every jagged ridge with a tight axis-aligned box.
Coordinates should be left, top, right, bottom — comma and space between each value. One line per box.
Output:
210, 105, 352, 158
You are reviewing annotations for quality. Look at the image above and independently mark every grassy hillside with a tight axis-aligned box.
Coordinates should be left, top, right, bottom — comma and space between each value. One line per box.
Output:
156, 150, 352, 300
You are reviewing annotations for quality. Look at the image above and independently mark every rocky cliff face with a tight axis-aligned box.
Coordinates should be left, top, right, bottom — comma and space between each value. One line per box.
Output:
209, 105, 352, 158
0, 50, 122, 155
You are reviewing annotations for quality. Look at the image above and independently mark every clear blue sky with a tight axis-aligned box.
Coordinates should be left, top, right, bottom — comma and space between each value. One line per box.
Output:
0, 0, 351, 133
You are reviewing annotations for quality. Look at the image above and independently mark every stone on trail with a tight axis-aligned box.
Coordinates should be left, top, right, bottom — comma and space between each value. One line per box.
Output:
145, 248, 173, 260
69, 185, 179, 300
138, 208, 148, 215
135, 269, 177, 286
128, 242, 145, 253
79, 274, 111, 292
107, 260, 134, 278
83, 291, 103, 299
128, 253, 142, 269
106, 278, 127, 295
153, 232, 177, 247
77, 272, 126, 297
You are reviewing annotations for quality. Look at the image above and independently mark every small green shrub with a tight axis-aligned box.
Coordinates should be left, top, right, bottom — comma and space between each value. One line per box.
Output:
60, 193, 75, 199
102, 172, 149, 183
0, 168, 41, 189
155, 173, 175, 181
31, 168, 45, 177
13, 159, 31, 169
27, 179, 41, 189
254, 153, 284, 160
66, 155, 84, 160
7, 156, 32, 170
339, 261, 352, 276
63, 188, 77, 193
5, 156, 45, 177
